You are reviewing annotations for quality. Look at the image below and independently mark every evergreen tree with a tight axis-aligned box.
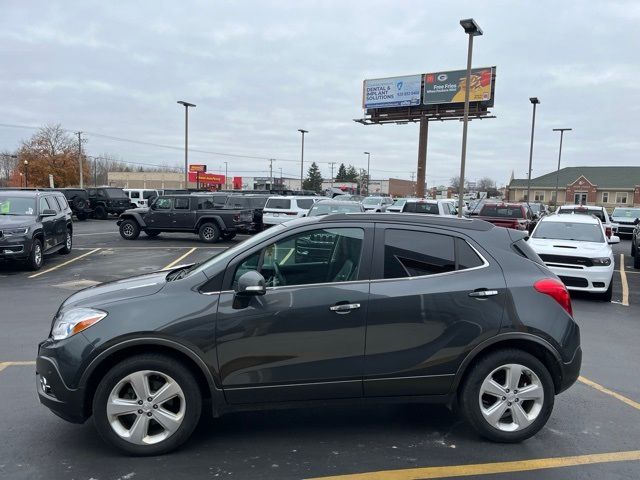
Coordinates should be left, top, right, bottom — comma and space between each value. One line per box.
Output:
302, 162, 323, 192
335, 163, 347, 181
345, 165, 359, 182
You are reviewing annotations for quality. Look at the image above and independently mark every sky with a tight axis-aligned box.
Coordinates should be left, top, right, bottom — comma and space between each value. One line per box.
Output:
1, 0, 639, 188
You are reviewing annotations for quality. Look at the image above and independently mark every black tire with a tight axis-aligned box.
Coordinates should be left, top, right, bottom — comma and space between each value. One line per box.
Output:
459, 349, 555, 443
119, 219, 141, 240
198, 222, 220, 243
76, 212, 88, 221
598, 281, 613, 302
71, 195, 86, 211
60, 228, 72, 255
26, 238, 44, 271
92, 354, 202, 456
631, 241, 636, 258
145, 230, 161, 238
634, 249, 640, 269
94, 205, 108, 220
221, 232, 236, 241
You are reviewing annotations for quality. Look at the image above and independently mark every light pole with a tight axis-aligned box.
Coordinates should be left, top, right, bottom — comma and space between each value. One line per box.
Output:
553, 128, 572, 209
24, 160, 29, 188
526, 97, 540, 206
177, 101, 196, 188
457, 18, 483, 218
298, 129, 308, 191
363, 152, 371, 196
224, 161, 228, 190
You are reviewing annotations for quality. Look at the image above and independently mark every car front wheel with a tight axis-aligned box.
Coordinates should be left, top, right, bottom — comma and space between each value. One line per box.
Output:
460, 349, 554, 443
92, 354, 202, 456
119, 220, 140, 240
26, 238, 44, 271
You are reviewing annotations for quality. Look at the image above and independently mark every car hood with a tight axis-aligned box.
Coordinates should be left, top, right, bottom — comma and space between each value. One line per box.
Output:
61, 271, 167, 309
527, 237, 611, 256
0, 215, 34, 228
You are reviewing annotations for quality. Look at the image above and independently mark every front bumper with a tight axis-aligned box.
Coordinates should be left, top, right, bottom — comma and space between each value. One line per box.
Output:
0, 237, 31, 260
545, 264, 613, 292
616, 223, 637, 235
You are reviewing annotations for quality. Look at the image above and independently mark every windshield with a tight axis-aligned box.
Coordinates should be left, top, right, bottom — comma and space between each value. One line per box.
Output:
392, 199, 407, 207
104, 188, 128, 199
480, 205, 523, 218
0, 196, 36, 215
612, 208, 640, 218
187, 225, 286, 277
362, 197, 381, 205
533, 221, 605, 243
308, 203, 362, 216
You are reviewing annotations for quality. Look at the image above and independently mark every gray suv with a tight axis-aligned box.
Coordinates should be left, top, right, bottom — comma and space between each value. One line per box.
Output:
36, 214, 580, 455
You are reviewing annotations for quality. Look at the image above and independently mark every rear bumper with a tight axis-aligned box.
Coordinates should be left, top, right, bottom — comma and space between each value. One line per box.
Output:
558, 346, 582, 394
263, 215, 301, 225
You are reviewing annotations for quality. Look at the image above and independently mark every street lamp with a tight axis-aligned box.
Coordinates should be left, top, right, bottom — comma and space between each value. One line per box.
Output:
298, 129, 308, 191
363, 152, 371, 196
526, 97, 540, 206
177, 100, 196, 188
457, 18, 483, 218
553, 128, 572, 209
23, 160, 29, 188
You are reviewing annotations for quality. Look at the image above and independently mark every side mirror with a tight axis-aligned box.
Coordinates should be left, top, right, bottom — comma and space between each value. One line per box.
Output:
608, 235, 620, 244
235, 271, 266, 296
41, 209, 56, 217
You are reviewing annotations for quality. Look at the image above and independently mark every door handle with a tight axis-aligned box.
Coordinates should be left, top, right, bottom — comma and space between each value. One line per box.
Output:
468, 289, 499, 298
329, 303, 361, 314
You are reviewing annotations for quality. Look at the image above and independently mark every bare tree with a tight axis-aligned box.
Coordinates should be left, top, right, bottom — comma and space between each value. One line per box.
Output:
0, 151, 19, 187
477, 177, 496, 192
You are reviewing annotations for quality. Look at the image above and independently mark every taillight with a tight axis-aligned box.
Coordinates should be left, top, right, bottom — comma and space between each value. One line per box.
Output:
605, 226, 612, 238
233, 214, 240, 222
534, 278, 573, 317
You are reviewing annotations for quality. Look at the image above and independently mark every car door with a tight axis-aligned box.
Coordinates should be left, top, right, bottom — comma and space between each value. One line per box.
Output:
215, 222, 374, 404
143, 197, 173, 229
50, 195, 67, 246
364, 224, 506, 396
172, 197, 196, 229
38, 196, 57, 249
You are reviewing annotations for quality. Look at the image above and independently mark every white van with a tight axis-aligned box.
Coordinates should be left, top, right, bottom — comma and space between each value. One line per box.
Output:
262, 196, 320, 225
123, 189, 160, 209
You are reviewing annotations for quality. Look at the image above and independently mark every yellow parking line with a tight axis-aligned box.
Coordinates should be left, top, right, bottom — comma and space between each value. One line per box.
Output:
619, 254, 629, 306
579, 376, 640, 411
0, 361, 36, 373
28, 248, 101, 278
306, 450, 640, 480
163, 247, 197, 270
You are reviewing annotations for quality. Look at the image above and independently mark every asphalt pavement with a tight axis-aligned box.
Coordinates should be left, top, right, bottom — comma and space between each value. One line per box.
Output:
0, 219, 639, 480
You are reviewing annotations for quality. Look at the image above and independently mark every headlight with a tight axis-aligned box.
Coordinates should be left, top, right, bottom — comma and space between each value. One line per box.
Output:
3, 227, 28, 236
591, 257, 611, 266
51, 308, 107, 340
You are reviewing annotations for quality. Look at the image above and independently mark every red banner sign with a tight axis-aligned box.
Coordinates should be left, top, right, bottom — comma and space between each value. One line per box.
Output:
188, 172, 224, 184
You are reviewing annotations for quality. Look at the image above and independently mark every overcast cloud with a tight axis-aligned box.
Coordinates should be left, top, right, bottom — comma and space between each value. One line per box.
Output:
1, 0, 639, 187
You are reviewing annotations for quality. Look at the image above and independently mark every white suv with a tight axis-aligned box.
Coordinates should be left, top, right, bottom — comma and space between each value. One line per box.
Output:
400, 199, 458, 216
262, 196, 319, 225
361, 196, 394, 212
527, 214, 619, 301
123, 189, 160, 209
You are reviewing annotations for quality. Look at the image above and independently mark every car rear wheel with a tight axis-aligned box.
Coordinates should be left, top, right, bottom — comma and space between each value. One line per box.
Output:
94, 205, 108, 220
76, 212, 88, 221
26, 238, 44, 271
145, 230, 161, 238
198, 223, 220, 243
634, 250, 640, 269
221, 232, 236, 241
60, 228, 72, 255
92, 354, 202, 456
119, 220, 140, 240
460, 349, 554, 443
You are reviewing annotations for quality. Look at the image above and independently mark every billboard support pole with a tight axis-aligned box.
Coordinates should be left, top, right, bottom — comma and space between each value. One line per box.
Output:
416, 116, 428, 198
458, 33, 474, 217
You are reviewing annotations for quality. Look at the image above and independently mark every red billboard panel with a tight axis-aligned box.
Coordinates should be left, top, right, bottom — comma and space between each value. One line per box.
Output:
188, 172, 224, 184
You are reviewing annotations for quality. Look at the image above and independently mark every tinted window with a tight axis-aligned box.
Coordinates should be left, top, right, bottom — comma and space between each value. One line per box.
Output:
480, 206, 524, 218
104, 188, 128, 198
174, 198, 190, 209
143, 191, 157, 199
129, 191, 140, 199
39, 197, 54, 212
196, 197, 215, 210
53, 196, 67, 211
225, 196, 251, 208
234, 228, 364, 287
265, 198, 291, 209
384, 230, 455, 279
456, 238, 484, 269
404, 202, 439, 214
296, 199, 315, 209
154, 198, 172, 210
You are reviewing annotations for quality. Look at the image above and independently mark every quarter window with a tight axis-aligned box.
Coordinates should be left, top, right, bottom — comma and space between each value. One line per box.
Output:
233, 228, 364, 288
174, 198, 190, 209
384, 230, 455, 279
456, 238, 484, 270
39, 197, 53, 212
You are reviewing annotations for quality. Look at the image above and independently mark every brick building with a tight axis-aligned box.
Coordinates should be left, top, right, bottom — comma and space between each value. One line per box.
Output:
506, 166, 640, 207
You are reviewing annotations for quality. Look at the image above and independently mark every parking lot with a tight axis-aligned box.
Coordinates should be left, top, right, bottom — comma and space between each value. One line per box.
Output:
1, 219, 639, 480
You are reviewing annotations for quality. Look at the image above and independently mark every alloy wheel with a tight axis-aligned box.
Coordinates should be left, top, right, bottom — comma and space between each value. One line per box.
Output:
478, 363, 544, 432
106, 370, 185, 445
34, 244, 42, 266
202, 227, 214, 240
122, 224, 134, 237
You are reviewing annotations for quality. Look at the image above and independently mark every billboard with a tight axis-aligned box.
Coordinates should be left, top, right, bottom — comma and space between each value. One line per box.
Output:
189, 164, 207, 173
362, 74, 422, 109
423, 67, 494, 105
188, 172, 224, 184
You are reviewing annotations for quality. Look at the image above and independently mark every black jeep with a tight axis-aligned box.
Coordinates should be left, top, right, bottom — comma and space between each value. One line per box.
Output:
0, 189, 73, 270
117, 195, 252, 243
223, 194, 270, 233
87, 187, 130, 220
50, 188, 93, 221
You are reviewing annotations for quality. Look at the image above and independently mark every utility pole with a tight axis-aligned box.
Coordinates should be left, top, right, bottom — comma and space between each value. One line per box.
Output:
410, 171, 416, 196
224, 161, 228, 190
76, 131, 83, 188
298, 129, 308, 191
269, 159, 275, 190
552, 128, 572, 209
177, 101, 196, 188
94, 157, 98, 186
526, 97, 540, 207
329, 162, 336, 190
363, 152, 371, 196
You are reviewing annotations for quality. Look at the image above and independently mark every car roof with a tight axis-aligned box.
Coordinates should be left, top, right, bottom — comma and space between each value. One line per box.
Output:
541, 213, 601, 224
309, 212, 494, 231
0, 189, 46, 197
315, 199, 361, 205
267, 195, 317, 199
559, 204, 604, 210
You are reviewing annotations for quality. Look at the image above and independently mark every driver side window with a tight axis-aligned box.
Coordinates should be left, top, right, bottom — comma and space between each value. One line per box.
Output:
154, 198, 172, 210
233, 228, 364, 288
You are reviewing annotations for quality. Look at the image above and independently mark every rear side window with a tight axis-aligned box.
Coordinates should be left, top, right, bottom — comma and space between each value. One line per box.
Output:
55, 195, 68, 210
296, 199, 315, 209
129, 191, 140, 199
174, 198, 190, 209
456, 238, 484, 269
143, 191, 157, 199
266, 198, 291, 209
39, 197, 53, 212
384, 230, 455, 279
197, 197, 215, 209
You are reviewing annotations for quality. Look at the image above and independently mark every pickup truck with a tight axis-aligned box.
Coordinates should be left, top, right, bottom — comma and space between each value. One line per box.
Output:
117, 195, 252, 243
476, 203, 534, 232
